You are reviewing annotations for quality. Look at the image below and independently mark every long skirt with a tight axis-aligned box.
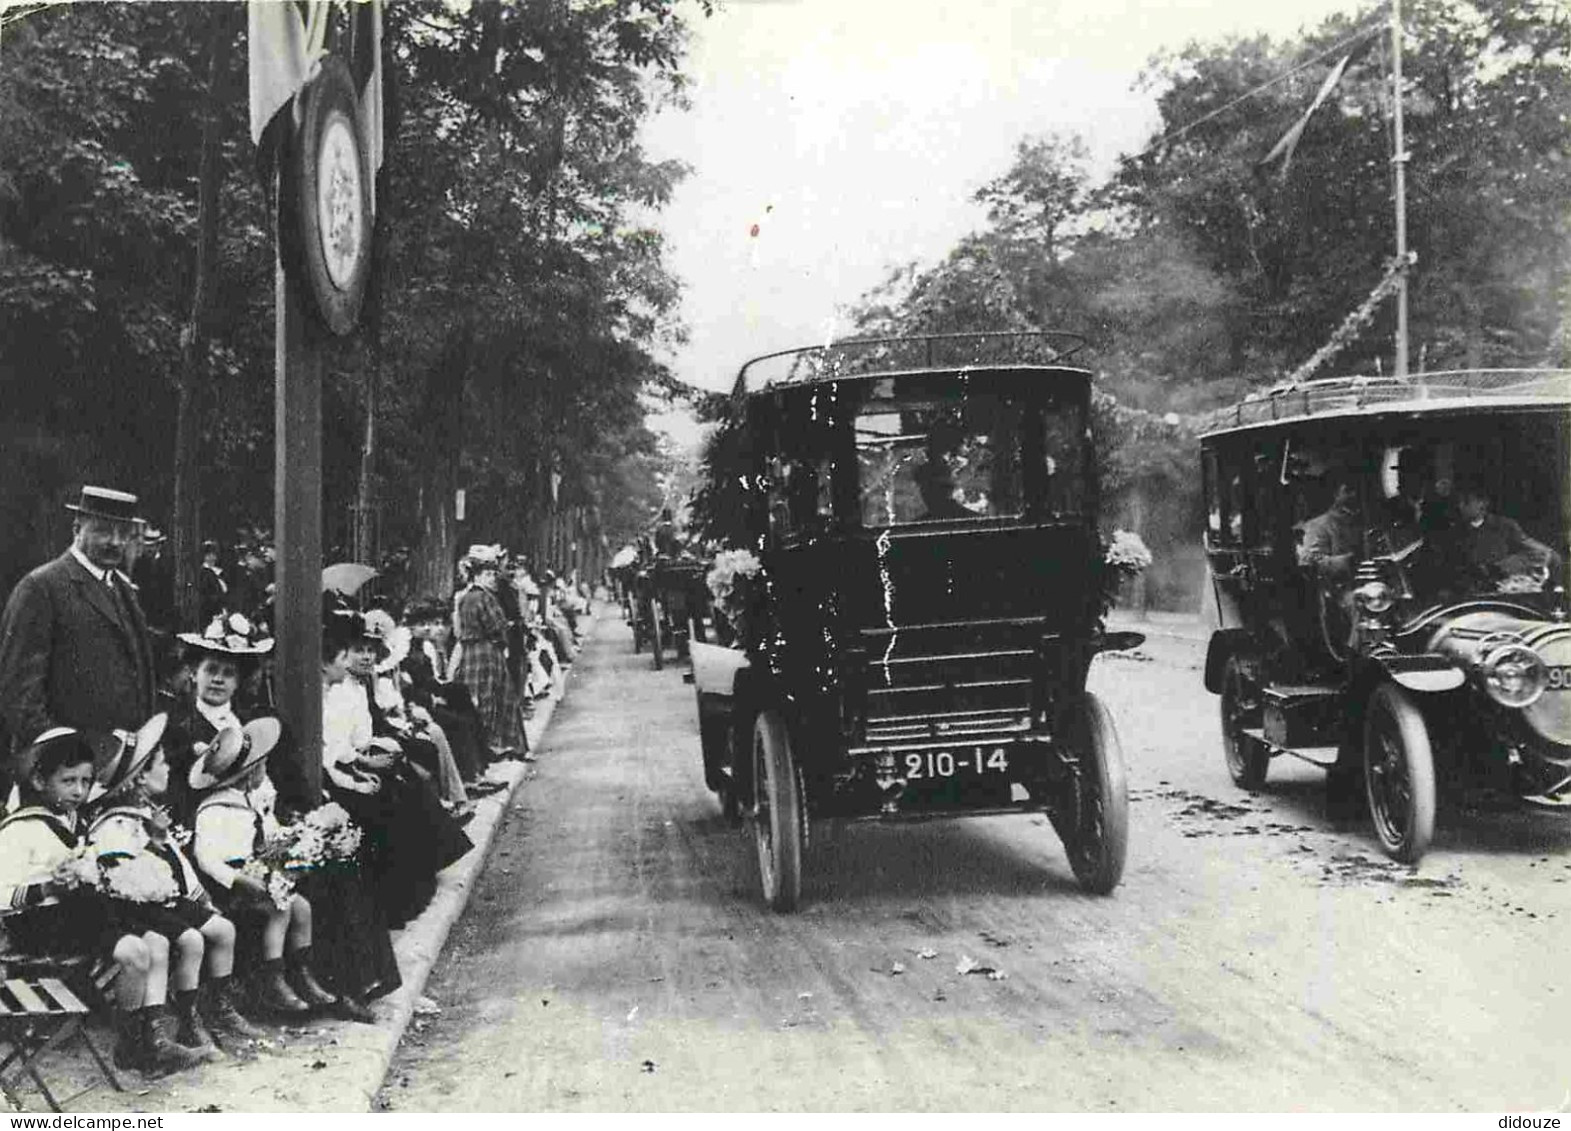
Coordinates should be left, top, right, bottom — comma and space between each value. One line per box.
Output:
294, 865, 401, 1001
327, 771, 472, 927
456, 639, 522, 753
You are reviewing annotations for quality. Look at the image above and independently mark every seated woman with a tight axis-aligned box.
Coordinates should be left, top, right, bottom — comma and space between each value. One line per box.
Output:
323, 608, 473, 928
401, 597, 501, 788
357, 609, 471, 809
0, 728, 207, 1075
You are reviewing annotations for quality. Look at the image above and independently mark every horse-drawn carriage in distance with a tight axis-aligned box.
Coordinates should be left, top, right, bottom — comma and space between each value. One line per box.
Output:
689, 331, 1143, 910
628, 553, 712, 670
1201, 369, 1571, 862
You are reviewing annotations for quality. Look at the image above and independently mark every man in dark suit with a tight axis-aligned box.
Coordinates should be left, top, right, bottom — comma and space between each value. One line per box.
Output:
0, 485, 157, 772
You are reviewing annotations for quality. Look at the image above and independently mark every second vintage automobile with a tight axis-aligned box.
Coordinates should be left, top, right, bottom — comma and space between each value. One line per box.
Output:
1201, 370, 1571, 862
688, 331, 1143, 911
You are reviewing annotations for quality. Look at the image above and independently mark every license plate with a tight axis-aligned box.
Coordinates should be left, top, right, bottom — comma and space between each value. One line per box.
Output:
1547, 665, 1571, 691
902, 747, 1010, 780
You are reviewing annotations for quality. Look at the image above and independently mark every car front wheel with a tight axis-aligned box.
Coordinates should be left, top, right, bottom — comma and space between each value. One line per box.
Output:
751, 709, 803, 911
1057, 692, 1129, 895
1220, 655, 1269, 790
1363, 683, 1436, 863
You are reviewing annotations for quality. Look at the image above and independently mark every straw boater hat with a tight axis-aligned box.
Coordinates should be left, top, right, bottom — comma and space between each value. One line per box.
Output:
187, 718, 283, 792
65, 486, 139, 524
90, 713, 169, 804
178, 612, 274, 659
12, 726, 105, 787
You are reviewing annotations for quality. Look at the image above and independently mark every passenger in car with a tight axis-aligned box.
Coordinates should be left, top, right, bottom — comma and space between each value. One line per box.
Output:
1443, 482, 1560, 585
1297, 473, 1362, 580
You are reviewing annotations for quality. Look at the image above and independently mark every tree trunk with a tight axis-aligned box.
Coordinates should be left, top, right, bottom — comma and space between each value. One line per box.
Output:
408, 328, 471, 597
171, 7, 231, 631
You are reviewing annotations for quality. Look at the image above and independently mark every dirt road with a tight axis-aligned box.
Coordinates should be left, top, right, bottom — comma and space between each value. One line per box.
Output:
381, 611, 1571, 1112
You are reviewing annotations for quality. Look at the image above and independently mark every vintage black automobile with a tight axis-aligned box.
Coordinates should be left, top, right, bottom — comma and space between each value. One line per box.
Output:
1200, 370, 1571, 862
689, 332, 1141, 910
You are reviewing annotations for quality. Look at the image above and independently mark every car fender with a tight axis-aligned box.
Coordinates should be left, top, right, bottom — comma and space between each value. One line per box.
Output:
1203, 629, 1254, 694
1370, 652, 1467, 694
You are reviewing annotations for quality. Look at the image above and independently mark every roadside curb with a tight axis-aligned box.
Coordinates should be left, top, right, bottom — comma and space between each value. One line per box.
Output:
353, 613, 590, 1109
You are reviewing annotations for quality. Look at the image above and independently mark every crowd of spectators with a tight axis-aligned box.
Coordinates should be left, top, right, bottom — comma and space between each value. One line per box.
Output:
0, 487, 591, 1081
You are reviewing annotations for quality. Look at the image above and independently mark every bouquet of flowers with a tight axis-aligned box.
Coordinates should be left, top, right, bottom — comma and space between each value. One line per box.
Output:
99, 853, 179, 905
50, 845, 102, 893
1099, 529, 1154, 619
300, 801, 363, 862
240, 858, 298, 911
707, 548, 766, 642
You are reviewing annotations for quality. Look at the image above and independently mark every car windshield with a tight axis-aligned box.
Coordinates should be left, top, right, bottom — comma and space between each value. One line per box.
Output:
853, 377, 1085, 526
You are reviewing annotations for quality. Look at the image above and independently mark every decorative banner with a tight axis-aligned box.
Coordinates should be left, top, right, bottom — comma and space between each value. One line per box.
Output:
1260, 53, 1351, 178
249, 0, 383, 214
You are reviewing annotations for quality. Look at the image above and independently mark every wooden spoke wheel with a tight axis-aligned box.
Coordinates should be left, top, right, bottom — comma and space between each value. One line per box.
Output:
1363, 683, 1436, 863
750, 709, 803, 911
1220, 655, 1269, 790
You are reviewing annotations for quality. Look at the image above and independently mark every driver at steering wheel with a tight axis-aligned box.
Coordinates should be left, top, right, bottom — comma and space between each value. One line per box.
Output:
1297, 474, 1361, 581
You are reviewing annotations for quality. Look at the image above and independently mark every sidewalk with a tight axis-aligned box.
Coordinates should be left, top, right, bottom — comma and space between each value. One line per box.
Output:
3, 612, 595, 1114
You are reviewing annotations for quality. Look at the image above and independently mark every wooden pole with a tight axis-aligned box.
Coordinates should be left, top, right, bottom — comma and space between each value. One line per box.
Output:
275, 195, 324, 804
1392, 0, 1410, 378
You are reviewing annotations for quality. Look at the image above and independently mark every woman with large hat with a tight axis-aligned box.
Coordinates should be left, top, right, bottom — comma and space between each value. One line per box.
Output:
323, 606, 472, 928
453, 546, 523, 761
161, 612, 279, 826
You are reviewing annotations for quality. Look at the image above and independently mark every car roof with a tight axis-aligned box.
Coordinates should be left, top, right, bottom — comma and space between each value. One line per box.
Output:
733, 331, 1092, 398
1201, 369, 1571, 439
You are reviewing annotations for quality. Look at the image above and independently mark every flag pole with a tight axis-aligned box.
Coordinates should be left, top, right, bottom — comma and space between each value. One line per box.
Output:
1392, 0, 1410, 378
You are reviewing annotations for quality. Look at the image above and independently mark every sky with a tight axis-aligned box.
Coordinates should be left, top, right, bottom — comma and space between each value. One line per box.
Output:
640, 0, 1367, 440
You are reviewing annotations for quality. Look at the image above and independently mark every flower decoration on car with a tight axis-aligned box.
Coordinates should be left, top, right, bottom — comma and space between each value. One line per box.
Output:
1098, 529, 1154, 620
707, 549, 766, 642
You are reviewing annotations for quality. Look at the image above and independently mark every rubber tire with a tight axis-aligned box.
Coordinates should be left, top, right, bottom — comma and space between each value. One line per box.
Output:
650, 598, 665, 671
751, 710, 803, 912
1060, 692, 1130, 895
284, 56, 373, 336
1220, 655, 1269, 790
1363, 683, 1437, 863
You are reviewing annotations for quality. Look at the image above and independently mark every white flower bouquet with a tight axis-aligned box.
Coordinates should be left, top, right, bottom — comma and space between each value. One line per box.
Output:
51, 845, 102, 893
1099, 529, 1154, 618
100, 853, 179, 905
301, 801, 363, 862
706, 549, 766, 642
240, 858, 297, 911
1104, 529, 1154, 573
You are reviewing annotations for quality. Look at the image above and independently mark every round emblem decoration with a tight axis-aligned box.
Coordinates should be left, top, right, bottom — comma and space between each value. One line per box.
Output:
317, 112, 365, 290
283, 56, 373, 337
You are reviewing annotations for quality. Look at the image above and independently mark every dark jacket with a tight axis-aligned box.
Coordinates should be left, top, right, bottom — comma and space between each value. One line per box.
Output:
0, 550, 156, 751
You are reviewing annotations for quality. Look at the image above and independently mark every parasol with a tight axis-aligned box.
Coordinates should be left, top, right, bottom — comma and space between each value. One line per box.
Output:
322, 562, 378, 597
610, 545, 638, 570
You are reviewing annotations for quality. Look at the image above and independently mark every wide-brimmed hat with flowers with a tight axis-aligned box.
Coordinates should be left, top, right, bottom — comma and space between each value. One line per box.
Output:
187, 718, 283, 792
90, 713, 169, 804
178, 611, 274, 658
363, 610, 411, 673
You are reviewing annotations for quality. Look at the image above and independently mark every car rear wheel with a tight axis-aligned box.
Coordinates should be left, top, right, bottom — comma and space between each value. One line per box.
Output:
751, 709, 803, 911
1363, 683, 1436, 863
1058, 692, 1129, 895
1220, 655, 1269, 790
